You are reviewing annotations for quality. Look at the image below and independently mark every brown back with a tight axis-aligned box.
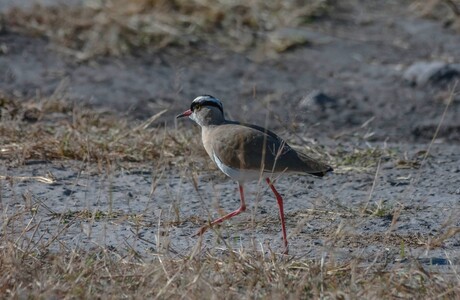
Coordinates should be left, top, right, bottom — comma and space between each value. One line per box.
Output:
208, 123, 332, 176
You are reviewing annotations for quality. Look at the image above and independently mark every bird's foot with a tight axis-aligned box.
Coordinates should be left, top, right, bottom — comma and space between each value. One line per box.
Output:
282, 247, 289, 255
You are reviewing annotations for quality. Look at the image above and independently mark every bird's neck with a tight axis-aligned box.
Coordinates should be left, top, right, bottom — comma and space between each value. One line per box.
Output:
199, 114, 226, 126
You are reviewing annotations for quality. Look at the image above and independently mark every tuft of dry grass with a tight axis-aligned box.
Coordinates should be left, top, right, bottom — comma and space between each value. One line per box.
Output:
4, 0, 334, 59
0, 91, 206, 169
331, 146, 396, 174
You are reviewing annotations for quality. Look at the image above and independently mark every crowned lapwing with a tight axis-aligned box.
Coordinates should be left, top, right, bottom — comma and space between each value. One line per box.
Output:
177, 95, 332, 254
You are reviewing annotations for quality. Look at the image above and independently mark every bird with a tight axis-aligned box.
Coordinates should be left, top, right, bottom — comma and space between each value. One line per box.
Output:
176, 95, 332, 254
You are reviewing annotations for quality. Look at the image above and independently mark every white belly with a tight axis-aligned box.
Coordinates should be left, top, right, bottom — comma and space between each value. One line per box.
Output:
212, 151, 266, 182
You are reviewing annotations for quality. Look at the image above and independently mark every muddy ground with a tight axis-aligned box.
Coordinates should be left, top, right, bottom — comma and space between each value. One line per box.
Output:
1, 0, 459, 271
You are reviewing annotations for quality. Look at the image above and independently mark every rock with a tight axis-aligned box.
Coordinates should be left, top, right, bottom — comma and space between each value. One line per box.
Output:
23, 106, 41, 122
403, 61, 460, 86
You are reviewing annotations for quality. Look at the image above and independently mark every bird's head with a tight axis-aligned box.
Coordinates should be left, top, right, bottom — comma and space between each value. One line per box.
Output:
176, 95, 225, 126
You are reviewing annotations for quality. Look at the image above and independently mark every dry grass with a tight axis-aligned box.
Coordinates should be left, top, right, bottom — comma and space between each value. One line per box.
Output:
4, 0, 333, 60
4, 0, 459, 62
0, 90, 207, 169
1, 234, 458, 298
3, 0, 459, 63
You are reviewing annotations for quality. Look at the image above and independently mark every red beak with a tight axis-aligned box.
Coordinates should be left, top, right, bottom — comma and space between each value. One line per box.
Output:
176, 109, 192, 119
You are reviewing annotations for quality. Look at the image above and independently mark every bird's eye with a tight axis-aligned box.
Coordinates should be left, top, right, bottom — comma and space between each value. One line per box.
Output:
194, 104, 201, 111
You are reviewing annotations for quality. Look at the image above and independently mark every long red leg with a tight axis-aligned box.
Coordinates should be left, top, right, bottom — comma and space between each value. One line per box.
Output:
266, 178, 289, 254
195, 183, 246, 236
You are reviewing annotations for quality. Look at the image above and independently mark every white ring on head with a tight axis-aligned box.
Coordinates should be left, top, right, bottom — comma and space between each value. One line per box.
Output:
192, 95, 223, 111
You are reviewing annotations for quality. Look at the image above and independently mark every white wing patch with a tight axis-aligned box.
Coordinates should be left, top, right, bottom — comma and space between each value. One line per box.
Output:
212, 151, 261, 182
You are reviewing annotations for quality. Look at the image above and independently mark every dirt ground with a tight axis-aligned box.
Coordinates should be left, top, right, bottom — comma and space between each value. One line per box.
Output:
1, 0, 459, 274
